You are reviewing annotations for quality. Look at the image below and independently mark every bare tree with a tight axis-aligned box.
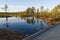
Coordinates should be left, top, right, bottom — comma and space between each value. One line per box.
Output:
40, 6, 44, 13
1, 4, 8, 12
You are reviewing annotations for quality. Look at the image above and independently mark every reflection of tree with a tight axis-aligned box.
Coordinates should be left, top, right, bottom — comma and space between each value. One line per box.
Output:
36, 18, 40, 23
6, 16, 9, 29
33, 28, 37, 33
26, 17, 35, 24
20, 17, 26, 20
40, 20, 44, 29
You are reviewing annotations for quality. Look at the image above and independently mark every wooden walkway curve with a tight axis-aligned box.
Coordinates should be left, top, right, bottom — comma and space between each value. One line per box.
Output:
23, 23, 60, 40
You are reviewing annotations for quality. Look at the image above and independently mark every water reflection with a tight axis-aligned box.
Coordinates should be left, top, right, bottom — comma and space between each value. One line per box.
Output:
0, 16, 48, 35
6, 16, 9, 29
26, 17, 35, 24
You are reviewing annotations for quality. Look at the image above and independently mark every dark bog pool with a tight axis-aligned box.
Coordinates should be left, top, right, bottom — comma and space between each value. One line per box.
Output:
0, 17, 48, 36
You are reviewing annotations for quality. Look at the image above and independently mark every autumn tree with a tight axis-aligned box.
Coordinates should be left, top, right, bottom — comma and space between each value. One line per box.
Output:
51, 4, 60, 18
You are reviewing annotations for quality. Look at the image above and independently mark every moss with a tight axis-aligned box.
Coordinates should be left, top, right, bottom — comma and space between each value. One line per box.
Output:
0, 29, 24, 40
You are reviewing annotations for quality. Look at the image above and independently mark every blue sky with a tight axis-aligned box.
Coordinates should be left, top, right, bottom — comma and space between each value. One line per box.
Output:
0, 0, 60, 12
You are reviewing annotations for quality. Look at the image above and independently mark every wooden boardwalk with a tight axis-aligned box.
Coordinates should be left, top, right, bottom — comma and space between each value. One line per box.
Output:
32, 23, 60, 40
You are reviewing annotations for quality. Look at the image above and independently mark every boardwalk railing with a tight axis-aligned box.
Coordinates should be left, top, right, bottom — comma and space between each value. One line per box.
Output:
22, 23, 59, 40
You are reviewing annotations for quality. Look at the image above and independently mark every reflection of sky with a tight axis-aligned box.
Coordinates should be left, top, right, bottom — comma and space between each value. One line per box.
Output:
0, 18, 6, 24
0, 17, 26, 24
8, 17, 26, 23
